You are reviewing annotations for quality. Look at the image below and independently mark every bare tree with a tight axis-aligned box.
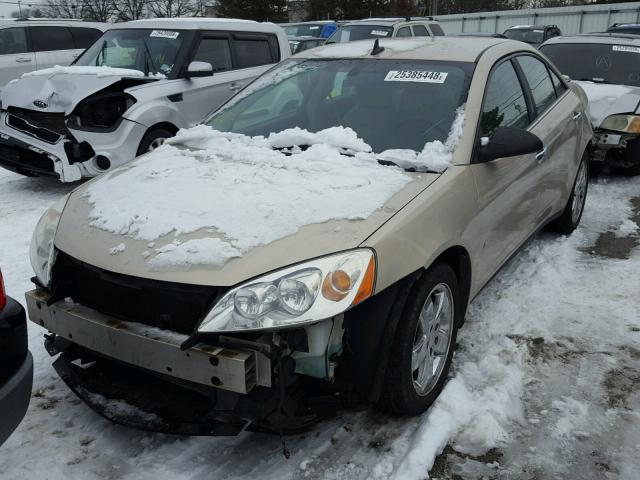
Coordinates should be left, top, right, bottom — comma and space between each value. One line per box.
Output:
147, 0, 198, 17
84, 0, 118, 22
41, 0, 85, 19
114, 0, 148, 21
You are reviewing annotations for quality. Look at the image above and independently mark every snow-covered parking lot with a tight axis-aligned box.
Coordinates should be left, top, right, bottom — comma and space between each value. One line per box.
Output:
1, 166, 638, 480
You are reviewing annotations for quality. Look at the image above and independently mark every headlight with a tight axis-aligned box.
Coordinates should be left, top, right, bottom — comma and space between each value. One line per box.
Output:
30, 195, 68, 287
197, 249, 376, 333
600, 114, 640, 133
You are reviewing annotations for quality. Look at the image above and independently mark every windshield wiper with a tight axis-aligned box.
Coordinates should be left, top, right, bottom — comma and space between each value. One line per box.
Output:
377, 158, 418, 172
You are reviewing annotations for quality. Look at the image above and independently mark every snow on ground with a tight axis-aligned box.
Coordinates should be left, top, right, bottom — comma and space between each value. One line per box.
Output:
0, 168, 639, 480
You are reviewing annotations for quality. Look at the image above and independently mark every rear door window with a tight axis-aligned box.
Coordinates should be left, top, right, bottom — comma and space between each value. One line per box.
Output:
30, 26, 75, 52
232, 34, 277, 69
516, 55, 557, 117
70, 27, 103, 49
481, 60, 531, 135
193, 37, 232, 72
0, 27, 29, 55
412, 25, 430, 36
429, 24, 445, 36
396, 26, 412, 37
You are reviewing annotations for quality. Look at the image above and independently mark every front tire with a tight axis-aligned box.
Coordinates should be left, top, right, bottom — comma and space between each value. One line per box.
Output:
380, 263, 461, 415
136, 127, 175, 156
549, 153, 588, 234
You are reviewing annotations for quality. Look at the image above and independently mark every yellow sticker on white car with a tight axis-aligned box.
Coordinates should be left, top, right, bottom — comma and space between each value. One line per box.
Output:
613, 45, 640, 54
384, 70, 448, 83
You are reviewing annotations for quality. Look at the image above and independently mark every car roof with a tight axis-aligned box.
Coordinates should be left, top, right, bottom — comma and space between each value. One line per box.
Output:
506, 24, 553, 30
288, 36, 325, 41
283, 21, 336, 26
296, 36, 523, 62
542, 33, 640, 46
121, 17, 283, 34
342, 17, 438, 27
0, 18, 107, 29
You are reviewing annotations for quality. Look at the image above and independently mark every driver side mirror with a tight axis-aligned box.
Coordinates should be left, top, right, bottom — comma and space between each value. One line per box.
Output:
477, 126, 543, 163
186, 61, 213, 78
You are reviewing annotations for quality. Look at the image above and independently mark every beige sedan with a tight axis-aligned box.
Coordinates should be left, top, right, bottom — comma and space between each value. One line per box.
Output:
27, 36, 591, 435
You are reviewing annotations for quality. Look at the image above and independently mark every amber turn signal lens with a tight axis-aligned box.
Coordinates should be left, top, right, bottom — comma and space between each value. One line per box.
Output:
351, 256, 375, 306
628, 116, 640, 133
322, 270, 351, 301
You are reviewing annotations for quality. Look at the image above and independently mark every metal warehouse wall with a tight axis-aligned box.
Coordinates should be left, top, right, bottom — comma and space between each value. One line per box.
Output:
435, 1, 640, 35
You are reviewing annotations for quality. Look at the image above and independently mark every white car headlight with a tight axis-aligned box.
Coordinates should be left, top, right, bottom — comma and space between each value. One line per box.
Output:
30, 195, 68, 287
197, 249, 376, 333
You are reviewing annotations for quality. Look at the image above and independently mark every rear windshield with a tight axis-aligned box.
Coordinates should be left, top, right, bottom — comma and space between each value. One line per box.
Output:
329, 25, 393, 43
540, 43, 640, 87
283, 24, 324, 37
207, 58, 473, 153
504, 28, 544, 44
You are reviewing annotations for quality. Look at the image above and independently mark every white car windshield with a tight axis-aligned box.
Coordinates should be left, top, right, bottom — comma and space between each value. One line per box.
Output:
206, 58, 472, 153
74, 28, 185, 77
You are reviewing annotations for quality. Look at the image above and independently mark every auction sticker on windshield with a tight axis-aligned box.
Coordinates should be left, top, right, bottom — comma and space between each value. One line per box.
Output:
613, 45, 640, 54
384, 70, 448, 83
371, 30, 390, 36
150, 30, 179, 39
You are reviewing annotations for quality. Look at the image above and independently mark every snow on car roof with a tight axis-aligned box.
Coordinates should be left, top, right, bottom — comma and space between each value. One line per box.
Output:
543, 34, 640, 46
298, 36, 511, 62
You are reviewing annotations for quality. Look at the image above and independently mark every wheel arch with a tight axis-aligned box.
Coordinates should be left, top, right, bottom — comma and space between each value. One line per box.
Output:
340, 245, 472, 403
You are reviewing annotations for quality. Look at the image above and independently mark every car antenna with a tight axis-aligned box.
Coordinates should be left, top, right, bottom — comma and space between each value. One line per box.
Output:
371, 38, 385, 56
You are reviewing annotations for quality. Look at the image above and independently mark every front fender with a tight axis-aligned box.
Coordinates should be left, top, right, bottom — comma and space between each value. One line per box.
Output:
123, 99, 187, 130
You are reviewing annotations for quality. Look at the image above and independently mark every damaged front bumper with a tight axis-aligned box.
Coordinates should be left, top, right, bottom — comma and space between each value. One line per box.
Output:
0, 111, 146, 182
26, 288, 347, 435
591, 129, 639, 163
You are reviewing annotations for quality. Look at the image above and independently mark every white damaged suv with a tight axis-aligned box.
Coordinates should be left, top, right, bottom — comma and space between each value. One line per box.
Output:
0, 18, 289, 182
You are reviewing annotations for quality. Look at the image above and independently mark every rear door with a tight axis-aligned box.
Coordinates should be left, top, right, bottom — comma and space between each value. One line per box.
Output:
514, 54, 581, 217
30, 26, 78, 69
179, 31, 280, 124
0, 27, 35, 87
468, 58, 543, 286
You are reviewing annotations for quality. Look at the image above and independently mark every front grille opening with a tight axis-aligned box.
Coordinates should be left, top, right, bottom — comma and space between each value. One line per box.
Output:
8, 115, 61, 143
7, 107, 69, 144
51, 251, 226, 334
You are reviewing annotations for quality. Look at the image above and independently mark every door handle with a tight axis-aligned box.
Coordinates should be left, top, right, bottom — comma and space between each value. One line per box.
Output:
535, 147, 547, 163
229, 82, 242, 92
15, 57, 32, 63
572, 111, 582, 121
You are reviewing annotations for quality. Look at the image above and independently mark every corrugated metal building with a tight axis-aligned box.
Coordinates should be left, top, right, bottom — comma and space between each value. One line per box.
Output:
435, 1, 640, 35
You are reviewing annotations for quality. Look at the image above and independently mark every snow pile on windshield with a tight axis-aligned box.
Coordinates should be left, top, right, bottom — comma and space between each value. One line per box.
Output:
378, 104, 466, 172
22, 65, 147, 78
83, 125, 412, 268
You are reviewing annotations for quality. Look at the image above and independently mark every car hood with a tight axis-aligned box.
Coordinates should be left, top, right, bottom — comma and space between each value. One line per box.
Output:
0, 67, 154, 115
574, 80, 640, 127
54, 135, 439, 287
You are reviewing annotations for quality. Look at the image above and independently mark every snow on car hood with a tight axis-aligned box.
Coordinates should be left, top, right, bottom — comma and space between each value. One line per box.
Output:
0, 66, 158, 115
53, 124, 459, 286
574, 80, 640, 127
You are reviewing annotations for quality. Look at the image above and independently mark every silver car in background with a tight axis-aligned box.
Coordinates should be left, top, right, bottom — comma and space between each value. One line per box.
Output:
0, 18, 105, 89
0, 18, 290, 182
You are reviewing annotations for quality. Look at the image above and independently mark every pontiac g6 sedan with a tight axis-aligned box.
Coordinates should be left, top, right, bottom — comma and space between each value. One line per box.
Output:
26, 37, 591, 435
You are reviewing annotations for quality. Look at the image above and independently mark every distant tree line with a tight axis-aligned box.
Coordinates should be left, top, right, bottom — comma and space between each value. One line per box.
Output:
11, 0, 628, 22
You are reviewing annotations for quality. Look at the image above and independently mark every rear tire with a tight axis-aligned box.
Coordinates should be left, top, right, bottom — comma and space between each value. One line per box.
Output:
136, 128, 175, 156
549, 153, 588, 235
380, 263, 462, 416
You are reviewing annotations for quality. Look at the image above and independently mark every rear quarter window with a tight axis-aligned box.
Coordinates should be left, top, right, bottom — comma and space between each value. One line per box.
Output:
430, 24, 445, 36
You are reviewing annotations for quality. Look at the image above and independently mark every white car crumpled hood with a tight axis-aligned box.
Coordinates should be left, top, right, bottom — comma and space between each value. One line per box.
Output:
575, 80, 640, 127
0, 68, 148, 115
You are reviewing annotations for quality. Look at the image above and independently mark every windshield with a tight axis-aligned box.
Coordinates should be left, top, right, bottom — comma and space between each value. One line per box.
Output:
504, 28, 544, 44
283, 24, 324, 37
74, 29, 186, 77
206, 59, 472, 153
328, 25, 393, 43
540, 43, 640, 87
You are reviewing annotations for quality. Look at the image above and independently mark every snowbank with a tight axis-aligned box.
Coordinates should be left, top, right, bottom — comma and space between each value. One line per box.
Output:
23, 65, 147, 78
